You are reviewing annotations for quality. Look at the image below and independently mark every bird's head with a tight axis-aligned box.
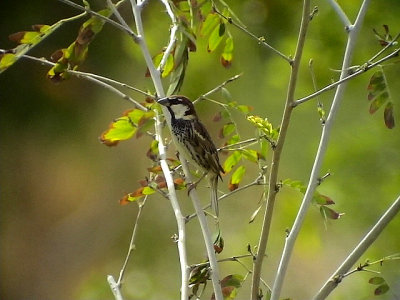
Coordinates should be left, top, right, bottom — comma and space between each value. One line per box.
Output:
157, 95, 197, 120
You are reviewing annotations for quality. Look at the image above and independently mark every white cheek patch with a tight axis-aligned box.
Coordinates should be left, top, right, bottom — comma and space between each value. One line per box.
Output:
171, 104, 190, 119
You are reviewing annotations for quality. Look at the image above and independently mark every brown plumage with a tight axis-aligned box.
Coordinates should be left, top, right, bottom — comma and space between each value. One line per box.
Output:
158, 95, 224, 217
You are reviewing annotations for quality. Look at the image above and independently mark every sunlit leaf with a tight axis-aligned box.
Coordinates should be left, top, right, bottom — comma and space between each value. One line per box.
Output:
200, 13, 220, 37
100, 117, 137, 146
226, 134, 240, 145
0, 53, 17, 71
247, 115, 279, 141
229, 166, 246, 191
221, 36, 234, 68
223, 151, 242, 173
241, 149, 258, 163
208, 23, 225, 52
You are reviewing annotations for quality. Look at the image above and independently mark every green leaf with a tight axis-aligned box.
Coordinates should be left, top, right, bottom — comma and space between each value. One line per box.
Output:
201, 13, 220, 37
241, 149, 258, 163
223, 151, 242, 173
375, 284, 389, 295
208, 23, 225, 52
142, 186, 155, 195
153, 51, 175, 78
247, 115, 278, 140
369, 277, 385, 285
0, 53, 17, 71
222, 122, 236, 138
226, 134, 240, 145
221, 36, 234, 68
231, 166, 246, 185
100, 117, 137, 146
237, 105, 253, 114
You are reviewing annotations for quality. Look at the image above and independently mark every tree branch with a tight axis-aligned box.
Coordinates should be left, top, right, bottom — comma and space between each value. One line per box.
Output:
271, 1, 371, 299
314, 195, 400, 299
12, 53, 149, 110
293, 47, 400, 107
326, 0, 351, 28
128, 2, 191, 300
58, 0, 138, 41
214, 8, 292, 64
251, 1, 312, 299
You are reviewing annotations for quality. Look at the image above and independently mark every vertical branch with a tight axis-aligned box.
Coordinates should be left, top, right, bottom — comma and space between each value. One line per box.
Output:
129, 2, 190, 299
270, 1, 371, 299
314, 195, 400, 299
250, 1, 311, 299
158, 1, 223, 298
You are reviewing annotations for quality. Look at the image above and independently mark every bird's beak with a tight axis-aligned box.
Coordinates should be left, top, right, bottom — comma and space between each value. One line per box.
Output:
157, 97, 169, 106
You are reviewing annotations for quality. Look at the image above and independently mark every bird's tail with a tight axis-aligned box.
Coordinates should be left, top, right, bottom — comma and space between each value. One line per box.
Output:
210, 175, 219, 218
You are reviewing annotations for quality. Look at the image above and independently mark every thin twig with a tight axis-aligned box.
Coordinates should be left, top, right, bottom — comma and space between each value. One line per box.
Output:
251, 1, 312, 299
57, 0, 139, 41
109, 198, 147, 290
194, 74, 242, 104
314, 195, 400, 299
185, 174, 264, 222
214, 8, 292, 64
15, 54, 149, 111
293, 47, 400, 107
272, 1, 371, 300
158, 0, 179, 74
106, 0, 132, 32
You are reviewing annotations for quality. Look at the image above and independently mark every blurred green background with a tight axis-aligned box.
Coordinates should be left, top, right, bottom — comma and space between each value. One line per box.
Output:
1, 1, 399, 299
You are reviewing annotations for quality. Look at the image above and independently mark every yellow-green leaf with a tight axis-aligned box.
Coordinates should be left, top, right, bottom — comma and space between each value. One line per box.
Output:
231, 165, 246, 185
223, 151, 242, 173
0, 53, 17, 71
100, 117, 137, 146
208, 23, 225, 52
201, 13, 220, 37
241, 149, 258, 163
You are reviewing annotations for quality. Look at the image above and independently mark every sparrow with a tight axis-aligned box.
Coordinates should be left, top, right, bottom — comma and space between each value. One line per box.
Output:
157, 95, 224, 217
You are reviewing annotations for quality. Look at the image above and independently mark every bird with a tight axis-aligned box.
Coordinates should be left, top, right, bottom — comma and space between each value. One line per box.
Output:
157, 95, 224, 218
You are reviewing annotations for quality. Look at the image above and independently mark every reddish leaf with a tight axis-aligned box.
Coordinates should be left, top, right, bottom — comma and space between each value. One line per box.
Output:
320, 206, 343, 220
213, 111, 222, 122
119, 194, 130, 205
147, 165, 162, 173
375, 284, 389, 295
384, 102, 395, 129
